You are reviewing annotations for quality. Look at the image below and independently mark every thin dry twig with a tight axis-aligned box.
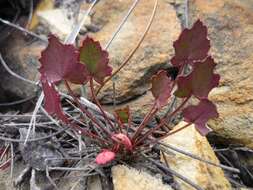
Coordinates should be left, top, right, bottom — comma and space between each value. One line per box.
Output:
104, 0, 141, 50
0, 53, 38, 85
0, 18, 47, 43
96, 0, 158, 95
10, 143, 14, 179
158, 142, 240, 173
142, 153, 204, 190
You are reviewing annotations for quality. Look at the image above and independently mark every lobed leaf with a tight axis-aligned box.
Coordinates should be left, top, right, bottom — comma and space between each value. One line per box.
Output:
39, 34, 89, 84
79, 36, 112, 84
111, 133, 133, 151
151, 70, 173, 109
171, 20, 210, 67
41, 76, 68, 123
115, 107, 130, 124
95, 149, 116, 165
182, 99, 218, 135
174, 56, 220, 99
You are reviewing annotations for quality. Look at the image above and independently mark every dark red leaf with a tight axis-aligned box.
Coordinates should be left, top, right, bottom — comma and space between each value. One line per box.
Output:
95, 149, 116, 165
174, 56, 220, 99
39, 34, 89, 84
111, 133, 132, 151
115, 107, 130, 124
182, 99, 218, 135
41, 76, 68, 123
151, 70, 173, 109
79, 36, 112, 84
171, 20, 210, 67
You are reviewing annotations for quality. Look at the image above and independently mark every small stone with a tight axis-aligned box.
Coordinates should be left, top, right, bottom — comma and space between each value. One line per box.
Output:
112, 165, 173, 190
161, 121, 231, 190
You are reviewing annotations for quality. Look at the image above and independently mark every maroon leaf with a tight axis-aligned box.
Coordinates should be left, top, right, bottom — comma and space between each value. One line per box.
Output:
39, 34, 89, 84
111, 133, 133, 151
79, 36, 112, 84
151, 70, 173, 109
95, 149, 116, 165
171, 20, 210, 67
174, 56, 220, 99
115, 107, 130, 124
41, 76, 68, 123
182, 99, 218, 135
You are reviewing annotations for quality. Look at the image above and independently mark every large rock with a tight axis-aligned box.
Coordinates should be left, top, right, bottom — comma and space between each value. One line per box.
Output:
161, 121, 231, 190
92, 0, 181, 105
37, 8, 91, 40
0, 33, 45, 101
188, 0, 253, 148
112, 165, 173, 190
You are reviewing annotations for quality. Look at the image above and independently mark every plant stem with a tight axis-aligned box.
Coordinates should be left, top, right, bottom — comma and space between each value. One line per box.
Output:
95, 0, 158, 95
90, 79, 115, 130
159, 122, 192, 140
132, 104, 157, 142
135, 96, 190, 146
64, 80, 112, 137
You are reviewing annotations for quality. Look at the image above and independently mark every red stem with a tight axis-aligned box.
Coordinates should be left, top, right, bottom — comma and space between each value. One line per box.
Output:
159, 122, 192, 140
90, 79, 115, 130
135, 96, 190, 146
68, 121, 108, 144
131, 104, 157, 141
136, 122, 193, 149
64, 80, 112, 137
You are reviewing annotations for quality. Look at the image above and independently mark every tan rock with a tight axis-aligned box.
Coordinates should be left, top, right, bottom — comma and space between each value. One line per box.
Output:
92, 0, 181, 105
188, 0, 253, 148
112, 165, 172, 190
37, 8, 91, 40
161, 121, 231, 190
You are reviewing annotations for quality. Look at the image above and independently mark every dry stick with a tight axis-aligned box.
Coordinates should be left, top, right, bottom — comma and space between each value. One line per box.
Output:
0, 158, 11, 170
64, 80, 112, 138
0, 145, 9, 161
0, 126, 69, 143
0, 54, 37, 85
46, 166, 59, 190
96, 0, 158, 95
26, 0, 34, 29
14, 166, 31, 187
142, 153, 204, 190
184, 0, 189, 28
64, 101, 106, 141
161, 151, 170, 168
104, 0, 140, 112
0, 95, 36, 106
61, 92, 115, 121
104, 0, 141, 49
24, 93, 44, 145
10, 143, 14, 179
158, 142, 240, 174
0, 18, 47, 43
